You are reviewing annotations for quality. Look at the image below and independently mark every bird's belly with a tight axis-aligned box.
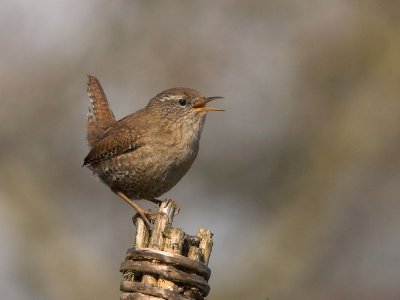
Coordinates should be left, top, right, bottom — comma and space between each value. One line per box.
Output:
91, 145, 197, 199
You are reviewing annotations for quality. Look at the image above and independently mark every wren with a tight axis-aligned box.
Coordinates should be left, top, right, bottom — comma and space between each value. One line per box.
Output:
83, 75, 224, 228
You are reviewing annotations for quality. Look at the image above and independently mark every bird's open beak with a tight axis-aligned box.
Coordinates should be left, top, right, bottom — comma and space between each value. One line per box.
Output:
192, 96, 224, 112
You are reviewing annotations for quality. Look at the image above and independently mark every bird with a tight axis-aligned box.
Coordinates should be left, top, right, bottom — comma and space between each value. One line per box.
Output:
83, 75, 224, 228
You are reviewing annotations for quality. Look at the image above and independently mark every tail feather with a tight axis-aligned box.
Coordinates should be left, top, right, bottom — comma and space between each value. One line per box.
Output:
86, 75, 116, 147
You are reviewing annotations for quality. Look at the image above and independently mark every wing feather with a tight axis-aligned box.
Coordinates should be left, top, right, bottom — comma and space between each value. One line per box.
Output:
83, 122, 143, 166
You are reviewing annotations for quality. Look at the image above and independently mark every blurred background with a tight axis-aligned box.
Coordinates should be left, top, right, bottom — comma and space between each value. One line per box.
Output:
1, 1, 400, 299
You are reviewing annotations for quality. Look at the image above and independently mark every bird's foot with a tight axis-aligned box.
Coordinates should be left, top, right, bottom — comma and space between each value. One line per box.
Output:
149, 198, 180, 215
132, 209, 160, 230
114, 191, 157, 230
164, 198, 181, 216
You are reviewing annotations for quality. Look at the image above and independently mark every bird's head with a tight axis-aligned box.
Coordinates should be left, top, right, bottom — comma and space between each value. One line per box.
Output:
146, 88, 224, 123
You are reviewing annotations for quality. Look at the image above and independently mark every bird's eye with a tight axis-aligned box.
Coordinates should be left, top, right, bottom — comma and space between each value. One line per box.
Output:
178, 99, 187, 106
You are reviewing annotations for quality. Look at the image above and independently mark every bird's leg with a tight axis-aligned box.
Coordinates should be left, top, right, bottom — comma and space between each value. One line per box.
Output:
114, 191, 156, 229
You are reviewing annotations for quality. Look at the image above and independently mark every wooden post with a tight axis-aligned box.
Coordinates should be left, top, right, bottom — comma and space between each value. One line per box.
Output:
120, 200, 214, 300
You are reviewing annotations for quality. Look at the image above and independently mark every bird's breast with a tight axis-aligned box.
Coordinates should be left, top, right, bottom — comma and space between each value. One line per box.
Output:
153, 117, 204, 177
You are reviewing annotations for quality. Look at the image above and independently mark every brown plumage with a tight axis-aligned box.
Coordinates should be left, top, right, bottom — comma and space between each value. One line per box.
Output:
83, 75, 224, 228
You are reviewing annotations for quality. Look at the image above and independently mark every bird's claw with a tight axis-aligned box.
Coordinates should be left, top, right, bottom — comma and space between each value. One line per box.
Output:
132, 209, 169, 230
132, 199, 180, 229
164, 198, 181, 216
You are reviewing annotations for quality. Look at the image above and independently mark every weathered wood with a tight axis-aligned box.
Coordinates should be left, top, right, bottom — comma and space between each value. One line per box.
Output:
142, 201, 177, 286
121, 291, 163, 300
133, 217, 149, 248
125, 248, 211, 280
120, 199, 213, 299
120, 261, 210, 295
197, 229, 213, 265
163, 227, 184, 253
121, 282, 191, 300
158, 227, 184, 291
185, 244, 204, 299
187, 246, 203, 262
